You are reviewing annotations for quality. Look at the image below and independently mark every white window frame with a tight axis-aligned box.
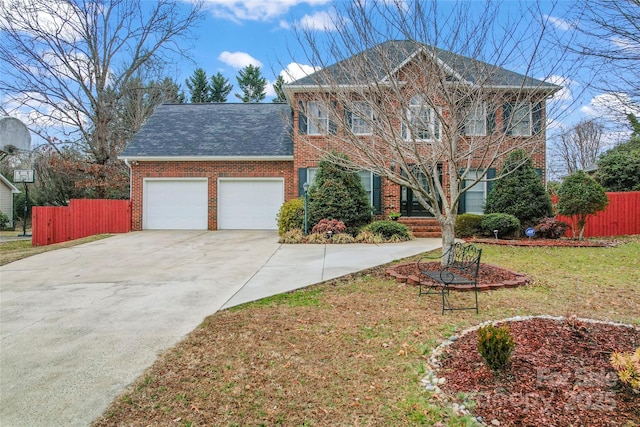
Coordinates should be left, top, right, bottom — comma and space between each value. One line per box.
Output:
307, 168, 374, 205
464, 170, 487, 214
464, 102, 487, 136
307, 101, 330, 135
350, 102, 373, 135
402, 95, 441, 141
509, 102, 532, 137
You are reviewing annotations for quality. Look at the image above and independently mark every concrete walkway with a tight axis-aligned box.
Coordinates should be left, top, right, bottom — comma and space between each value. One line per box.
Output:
0, 230, 440, 426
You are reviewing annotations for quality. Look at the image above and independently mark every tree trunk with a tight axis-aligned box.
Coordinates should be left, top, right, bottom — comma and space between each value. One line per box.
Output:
440, 218, 456, 265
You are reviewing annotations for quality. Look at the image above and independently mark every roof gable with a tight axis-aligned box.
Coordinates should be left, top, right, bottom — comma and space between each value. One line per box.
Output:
120, 103, 293, 159
287, 40, 559, 91
0, 173, 20, 193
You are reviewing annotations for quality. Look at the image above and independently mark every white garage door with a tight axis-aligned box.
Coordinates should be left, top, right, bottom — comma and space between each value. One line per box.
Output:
144, 179, 208, 230
218, 179, 284, 230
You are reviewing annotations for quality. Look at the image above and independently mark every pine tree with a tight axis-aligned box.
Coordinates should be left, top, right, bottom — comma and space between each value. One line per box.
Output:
484, 149, 552, 228
209, 72, 232, 103
272, 75, 287, 103
235, 65, 267, 103
185, 68, 209, 103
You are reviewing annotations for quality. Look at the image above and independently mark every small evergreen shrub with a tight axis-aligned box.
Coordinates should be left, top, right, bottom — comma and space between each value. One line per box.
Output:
277, 198, 305, 236
455, 214, 484, 238
611, 347, 640, 392
0, 211, 10, 230
312, 218, 347, 235
361, 220, 412, 240
477, 324, 515, 371
480, 213, 521, 238
534, 217, 570, 239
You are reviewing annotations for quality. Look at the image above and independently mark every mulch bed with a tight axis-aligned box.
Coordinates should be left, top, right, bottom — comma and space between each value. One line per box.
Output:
388, 262, 528, 291
437, 318, 640, 426
467, 237, 614, 247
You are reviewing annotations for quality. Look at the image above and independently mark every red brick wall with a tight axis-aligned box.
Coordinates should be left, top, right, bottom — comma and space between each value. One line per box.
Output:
130, 160, 294, 230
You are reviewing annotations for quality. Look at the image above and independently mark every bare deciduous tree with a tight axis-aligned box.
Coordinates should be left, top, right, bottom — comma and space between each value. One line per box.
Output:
287, 0, 577, 249
555, 119, 605, 174
570, 0, 640, 109
0, 0, 202, 197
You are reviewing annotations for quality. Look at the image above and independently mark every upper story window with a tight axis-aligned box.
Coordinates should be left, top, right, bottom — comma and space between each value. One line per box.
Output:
402, 94, 441, 141
504, 101, 543, 136
347, 102, 373, 135
464, 103, 487, 136
308, 101, 330, 135
298, 100, 337, 135
306, 168, 374, 205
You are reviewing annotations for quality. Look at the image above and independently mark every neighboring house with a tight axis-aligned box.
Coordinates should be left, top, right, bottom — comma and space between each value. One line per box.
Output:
0, 173, 20, 228
121, 40, 558, 231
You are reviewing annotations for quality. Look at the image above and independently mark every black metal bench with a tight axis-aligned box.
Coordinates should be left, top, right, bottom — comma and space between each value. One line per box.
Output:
417, 242, 482, 314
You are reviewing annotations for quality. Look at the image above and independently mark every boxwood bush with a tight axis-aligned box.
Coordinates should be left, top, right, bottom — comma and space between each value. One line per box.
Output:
360, 220, 412, 240
455, 213, 484, 238
277, 198, 304, 236
480, 213, 521, 238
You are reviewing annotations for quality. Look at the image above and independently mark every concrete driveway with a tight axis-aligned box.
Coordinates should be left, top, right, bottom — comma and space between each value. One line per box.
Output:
0, 230, 440, 426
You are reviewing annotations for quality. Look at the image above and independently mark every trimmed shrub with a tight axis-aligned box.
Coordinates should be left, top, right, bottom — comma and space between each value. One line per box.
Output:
480, 213, 521, 238
534, 217, 570, 239
557, 170, 609, 240
361, 220, 412, 240
455, 213, 484, 238
277, 198, 305, 236
477, 324, 515, 371
0, 211, 10, 230
312, 218, 347, 235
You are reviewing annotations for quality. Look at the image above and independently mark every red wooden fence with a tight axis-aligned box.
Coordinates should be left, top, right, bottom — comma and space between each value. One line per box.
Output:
554, 192, 640, 238
32, 199, 131, 246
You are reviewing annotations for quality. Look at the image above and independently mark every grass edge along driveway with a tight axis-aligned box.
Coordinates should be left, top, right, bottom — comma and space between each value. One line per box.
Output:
93, 237, 639, 427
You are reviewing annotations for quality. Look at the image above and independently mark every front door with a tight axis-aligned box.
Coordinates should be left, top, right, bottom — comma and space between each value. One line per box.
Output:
400, 166, 440, 217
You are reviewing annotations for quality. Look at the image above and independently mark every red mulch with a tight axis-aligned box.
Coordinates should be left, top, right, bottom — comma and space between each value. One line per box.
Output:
391, 262, 527, 288
467, 237, 613, 247
438, 318, 640, 426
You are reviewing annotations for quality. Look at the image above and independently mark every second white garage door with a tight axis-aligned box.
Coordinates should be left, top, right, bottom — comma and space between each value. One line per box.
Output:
218, 178, 284, 230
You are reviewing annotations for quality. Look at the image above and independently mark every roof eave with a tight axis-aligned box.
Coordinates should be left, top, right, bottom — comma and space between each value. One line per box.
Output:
118, 155, 294, 162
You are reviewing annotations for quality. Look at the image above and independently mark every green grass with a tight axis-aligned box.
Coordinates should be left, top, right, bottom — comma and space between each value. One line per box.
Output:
0, 234, 111, 266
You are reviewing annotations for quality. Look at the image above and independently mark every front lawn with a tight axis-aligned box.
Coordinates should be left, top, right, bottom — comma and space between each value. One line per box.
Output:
93, 238, 640, 426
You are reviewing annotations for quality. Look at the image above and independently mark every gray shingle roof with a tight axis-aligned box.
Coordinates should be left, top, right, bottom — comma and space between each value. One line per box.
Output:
120, 103, 293, 158
288, 40, 559, 90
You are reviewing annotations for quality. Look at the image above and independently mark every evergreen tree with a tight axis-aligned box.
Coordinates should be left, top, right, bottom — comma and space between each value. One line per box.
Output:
209, 72, 232, 102
235, 64, 267, 103
484, 149, 552, 228
272, 75, 287, 103
185, 68, 209, 103
595, 137, 640, 191
308, 153, 372, 234
557, 170, 609, 239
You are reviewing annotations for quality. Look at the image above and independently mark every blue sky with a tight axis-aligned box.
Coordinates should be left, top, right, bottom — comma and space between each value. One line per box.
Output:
178, 1, 634, 125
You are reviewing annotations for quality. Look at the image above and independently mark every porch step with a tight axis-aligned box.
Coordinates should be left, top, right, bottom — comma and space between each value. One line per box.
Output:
397, 218, 442, 238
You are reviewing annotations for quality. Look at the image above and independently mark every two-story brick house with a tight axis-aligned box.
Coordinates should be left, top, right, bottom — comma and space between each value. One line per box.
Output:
121, 40, 559, 232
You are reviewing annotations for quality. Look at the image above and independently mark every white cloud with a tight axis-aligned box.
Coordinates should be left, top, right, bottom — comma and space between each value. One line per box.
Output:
218, 51, 263, 69
547, 75, 573, 102
200, 0, 332, 22
295, 10, 338, 32
280, 62, 319, 83
580, 92, 640, 122
543, 14, 573, 31
0, 0, 83, 43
